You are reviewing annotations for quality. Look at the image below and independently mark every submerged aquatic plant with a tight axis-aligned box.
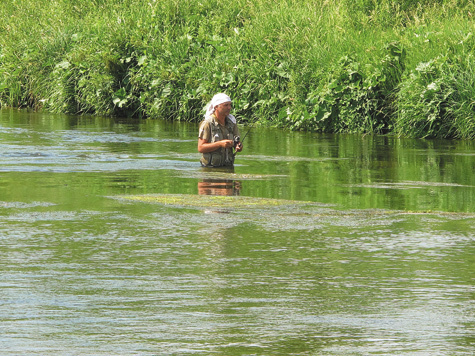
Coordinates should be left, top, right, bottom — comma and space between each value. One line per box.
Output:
118, 193, 314, 210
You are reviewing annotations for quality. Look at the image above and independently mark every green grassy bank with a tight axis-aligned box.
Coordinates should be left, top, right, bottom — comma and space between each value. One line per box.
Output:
1, 0, 475, 138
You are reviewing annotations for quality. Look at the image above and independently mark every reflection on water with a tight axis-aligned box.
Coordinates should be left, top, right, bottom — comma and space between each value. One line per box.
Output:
198, 167, 242, 196
0, 109, 474, 355
198, 179, 242, 196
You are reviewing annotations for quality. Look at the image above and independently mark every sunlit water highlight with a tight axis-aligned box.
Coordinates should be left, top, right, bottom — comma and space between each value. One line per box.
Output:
0, 109, 474, 355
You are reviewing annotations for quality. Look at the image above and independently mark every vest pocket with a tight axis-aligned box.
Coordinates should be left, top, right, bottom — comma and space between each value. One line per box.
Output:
209, 152, 224, 167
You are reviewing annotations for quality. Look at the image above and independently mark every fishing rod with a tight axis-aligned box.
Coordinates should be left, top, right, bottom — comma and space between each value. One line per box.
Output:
240, 119, 257, 144
233, 119, 257, 157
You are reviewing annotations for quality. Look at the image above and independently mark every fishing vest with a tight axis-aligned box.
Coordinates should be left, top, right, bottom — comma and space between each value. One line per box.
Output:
200, 115, 236, 167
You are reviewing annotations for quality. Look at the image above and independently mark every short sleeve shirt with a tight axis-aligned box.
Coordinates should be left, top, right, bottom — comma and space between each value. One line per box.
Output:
198, 115, 239, 142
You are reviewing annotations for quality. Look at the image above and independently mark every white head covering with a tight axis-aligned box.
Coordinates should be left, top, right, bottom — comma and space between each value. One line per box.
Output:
204, 93, 233, 121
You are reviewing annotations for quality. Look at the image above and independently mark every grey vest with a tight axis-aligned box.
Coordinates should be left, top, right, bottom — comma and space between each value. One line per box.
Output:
201, 116, 236, 167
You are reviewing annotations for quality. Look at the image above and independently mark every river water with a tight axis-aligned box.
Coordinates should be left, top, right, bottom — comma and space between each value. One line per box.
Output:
0, 109, 473, 355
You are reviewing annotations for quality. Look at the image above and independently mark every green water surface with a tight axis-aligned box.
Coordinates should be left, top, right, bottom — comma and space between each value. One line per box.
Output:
0, 109, 474, 355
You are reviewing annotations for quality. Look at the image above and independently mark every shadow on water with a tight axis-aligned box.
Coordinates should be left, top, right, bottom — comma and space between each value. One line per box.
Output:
1, 109, 475, 355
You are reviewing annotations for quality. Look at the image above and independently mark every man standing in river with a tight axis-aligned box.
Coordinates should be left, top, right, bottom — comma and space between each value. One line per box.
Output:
198, 93, 243, 167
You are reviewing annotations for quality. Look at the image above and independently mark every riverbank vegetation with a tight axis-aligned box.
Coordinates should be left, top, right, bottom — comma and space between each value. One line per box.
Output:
1, 0, 474, 138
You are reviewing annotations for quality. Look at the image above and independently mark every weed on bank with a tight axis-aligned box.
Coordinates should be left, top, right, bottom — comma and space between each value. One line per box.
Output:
0, 0, 474, 138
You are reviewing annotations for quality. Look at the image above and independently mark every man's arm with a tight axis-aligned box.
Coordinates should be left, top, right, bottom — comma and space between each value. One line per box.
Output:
198, 138, 233, 153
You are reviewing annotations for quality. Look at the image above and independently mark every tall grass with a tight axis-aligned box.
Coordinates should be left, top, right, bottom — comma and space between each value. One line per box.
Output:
0, 0, 474, 138
396, 51, 475, 139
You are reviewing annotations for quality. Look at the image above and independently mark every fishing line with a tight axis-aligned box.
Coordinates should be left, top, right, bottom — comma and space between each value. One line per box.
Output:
233, 119, 257, 157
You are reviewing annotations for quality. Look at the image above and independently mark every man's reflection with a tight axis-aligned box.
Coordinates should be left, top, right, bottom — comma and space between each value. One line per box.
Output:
198, 179, 241, 196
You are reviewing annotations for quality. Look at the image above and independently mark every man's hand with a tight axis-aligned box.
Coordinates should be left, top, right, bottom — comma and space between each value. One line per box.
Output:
198, 138, 237, 153
220, 139, 234, 148
234, 142, 243, 152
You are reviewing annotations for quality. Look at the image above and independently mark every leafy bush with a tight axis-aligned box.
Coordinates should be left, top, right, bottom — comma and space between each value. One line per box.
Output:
0, 0, 474, 139
284, 42, 405, 133
396, 50, 475, 139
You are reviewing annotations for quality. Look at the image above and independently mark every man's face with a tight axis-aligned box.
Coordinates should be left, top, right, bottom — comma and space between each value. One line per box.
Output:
215, 101, 232, 117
